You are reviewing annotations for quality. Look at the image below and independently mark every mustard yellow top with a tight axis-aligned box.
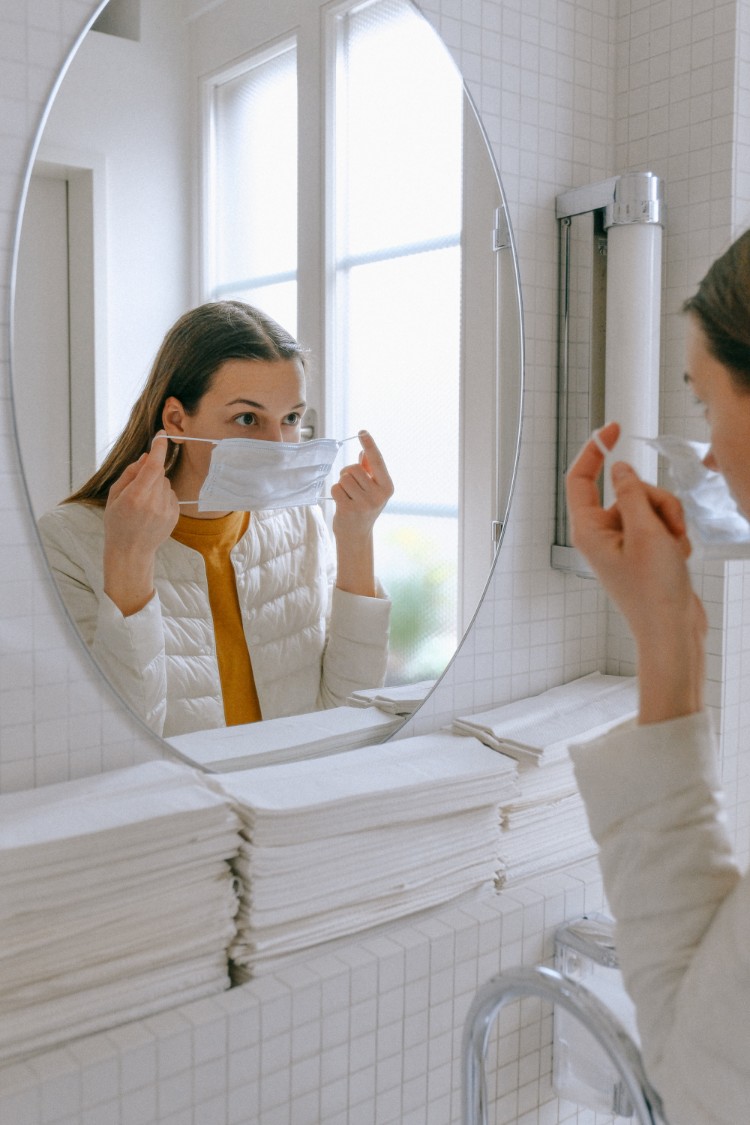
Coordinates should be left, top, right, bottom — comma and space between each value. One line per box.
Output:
171, 511, 262, 725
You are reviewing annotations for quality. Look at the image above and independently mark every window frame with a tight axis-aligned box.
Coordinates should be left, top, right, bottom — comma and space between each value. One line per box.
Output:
196, 0, 503, 649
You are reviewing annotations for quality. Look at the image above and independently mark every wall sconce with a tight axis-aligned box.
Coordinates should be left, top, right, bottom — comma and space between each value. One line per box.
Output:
552, 172, 664, 576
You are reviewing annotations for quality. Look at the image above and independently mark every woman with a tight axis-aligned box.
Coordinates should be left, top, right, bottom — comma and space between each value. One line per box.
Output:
40, 300, 393, 738
566, 232, 750, 1124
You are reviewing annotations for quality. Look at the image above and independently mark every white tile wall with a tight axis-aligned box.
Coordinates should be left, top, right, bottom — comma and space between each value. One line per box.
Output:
1, 0, 749, 1122
0, 864, 612, 1125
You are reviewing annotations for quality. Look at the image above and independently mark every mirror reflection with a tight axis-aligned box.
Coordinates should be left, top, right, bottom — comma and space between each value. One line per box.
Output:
12, 0, 523, 751
38, 301, 394, 738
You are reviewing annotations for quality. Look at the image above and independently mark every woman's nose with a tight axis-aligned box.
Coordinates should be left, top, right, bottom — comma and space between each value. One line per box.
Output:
703, 447, 719, 471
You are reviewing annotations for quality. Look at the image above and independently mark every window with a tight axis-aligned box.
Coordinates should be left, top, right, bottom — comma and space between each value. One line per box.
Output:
327, 0, 463, 682
205, 42, 298, 333
202, 0, 497, 684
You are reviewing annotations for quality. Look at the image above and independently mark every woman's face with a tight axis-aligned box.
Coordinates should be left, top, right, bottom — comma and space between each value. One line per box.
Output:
163, 357, 307, 505
685, 315, 750, 518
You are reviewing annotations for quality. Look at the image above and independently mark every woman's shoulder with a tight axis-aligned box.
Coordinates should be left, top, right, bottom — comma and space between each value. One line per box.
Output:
38, 500, 105, 542
36, 502, 107, 577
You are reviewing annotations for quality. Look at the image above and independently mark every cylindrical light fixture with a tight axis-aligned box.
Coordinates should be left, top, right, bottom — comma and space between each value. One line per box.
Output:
602, 172, 663, 505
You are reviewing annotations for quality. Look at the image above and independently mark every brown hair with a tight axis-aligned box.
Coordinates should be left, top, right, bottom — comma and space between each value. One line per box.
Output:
67, 300, 307, 506
683, 229, 750, 391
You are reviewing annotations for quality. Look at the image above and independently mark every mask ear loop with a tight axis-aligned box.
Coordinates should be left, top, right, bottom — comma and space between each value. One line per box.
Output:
152, 434, 218, 448
318, 433, 369, 501
151, 434, 219, 505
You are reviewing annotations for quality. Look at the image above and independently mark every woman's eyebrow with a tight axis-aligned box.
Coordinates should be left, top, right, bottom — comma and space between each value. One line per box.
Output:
226, 398, 306, 411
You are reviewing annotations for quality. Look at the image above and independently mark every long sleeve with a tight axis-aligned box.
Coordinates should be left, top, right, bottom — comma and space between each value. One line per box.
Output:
38, 505, 169, 734
317, 581, 391, 710
570, 712, 749, 1124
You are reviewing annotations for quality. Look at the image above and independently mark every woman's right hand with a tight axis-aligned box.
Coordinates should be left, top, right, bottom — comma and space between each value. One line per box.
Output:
566, 421, 707, 724
102, 432, 179, 616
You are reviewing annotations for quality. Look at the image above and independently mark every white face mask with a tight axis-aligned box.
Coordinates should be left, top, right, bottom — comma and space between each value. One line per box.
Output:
173, 435, 343, 512
639, 434, 750, 558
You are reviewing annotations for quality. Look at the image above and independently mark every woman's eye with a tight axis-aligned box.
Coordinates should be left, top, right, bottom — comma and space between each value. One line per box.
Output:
284, 413, 302, 426
235, 413, 257, 427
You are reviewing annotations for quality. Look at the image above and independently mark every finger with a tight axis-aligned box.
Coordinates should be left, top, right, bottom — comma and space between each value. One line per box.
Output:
610, 462, 687, 542
565, 421, 620, 514
566, 421, 620, 484
641, 481, 687, 539
108, 454, 149, 499
344, 466, 393, 508
331, 479, 357, 508
334, 467, 382, 504
131, 430, 171, 488
148, 430, 170, 465
341, 462, 368, 489
357, 430, 391, 482
335, 469, 364, 503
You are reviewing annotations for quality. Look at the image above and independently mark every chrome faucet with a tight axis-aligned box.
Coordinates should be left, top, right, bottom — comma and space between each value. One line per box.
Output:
462, 964, 667, 1124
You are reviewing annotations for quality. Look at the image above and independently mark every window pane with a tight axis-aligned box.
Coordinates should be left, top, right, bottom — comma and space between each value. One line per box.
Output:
333, 0, 463, 684
210, 45, 297, 330
342, 249, 460, 511
335, 0, 462, 254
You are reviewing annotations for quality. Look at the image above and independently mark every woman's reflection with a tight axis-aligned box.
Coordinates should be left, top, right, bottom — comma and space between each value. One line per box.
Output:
38, 301, 393, 736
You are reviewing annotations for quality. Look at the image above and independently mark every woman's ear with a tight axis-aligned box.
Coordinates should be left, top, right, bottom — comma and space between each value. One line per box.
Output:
162, 396, 188, 439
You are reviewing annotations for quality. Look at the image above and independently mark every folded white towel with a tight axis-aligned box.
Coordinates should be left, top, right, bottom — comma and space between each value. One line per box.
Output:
0, 759, 237, 869
166, 705, 402, 770
235, 809, 501, 926
498, 791, 597, 885
0, 955, 230, 1064
213, 732, 519, 843
346, 679, 436, 714
217, 732, 518, 976
452, 673, 638, 763
0, 759, 242, 1066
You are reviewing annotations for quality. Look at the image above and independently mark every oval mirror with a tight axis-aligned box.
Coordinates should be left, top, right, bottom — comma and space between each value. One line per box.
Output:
11, 0, 523, 766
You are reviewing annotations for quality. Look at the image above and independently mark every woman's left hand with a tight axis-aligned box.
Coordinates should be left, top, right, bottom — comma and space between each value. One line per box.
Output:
332, 430, 393, 538
566, 420, 707, 724
331, 430, 394, 597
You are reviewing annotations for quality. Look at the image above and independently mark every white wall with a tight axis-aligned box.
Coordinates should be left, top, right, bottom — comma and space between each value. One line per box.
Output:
1, 1, 749, 1122
38, 0, 193, 453
407, 0, 750, 870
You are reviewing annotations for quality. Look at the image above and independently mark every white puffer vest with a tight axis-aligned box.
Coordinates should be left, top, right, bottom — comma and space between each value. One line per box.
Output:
39, 503, 391, 737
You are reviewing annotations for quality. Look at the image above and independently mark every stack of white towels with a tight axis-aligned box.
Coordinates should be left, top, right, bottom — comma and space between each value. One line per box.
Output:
214, 732, 520, 978
0, 760, 242, 1065
452, 673, 638, 885
0, 672, 640, 1063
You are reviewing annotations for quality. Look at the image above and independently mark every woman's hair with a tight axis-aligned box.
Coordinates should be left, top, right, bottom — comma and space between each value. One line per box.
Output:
67, 300, 307, 506
683, 229, 750, 391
